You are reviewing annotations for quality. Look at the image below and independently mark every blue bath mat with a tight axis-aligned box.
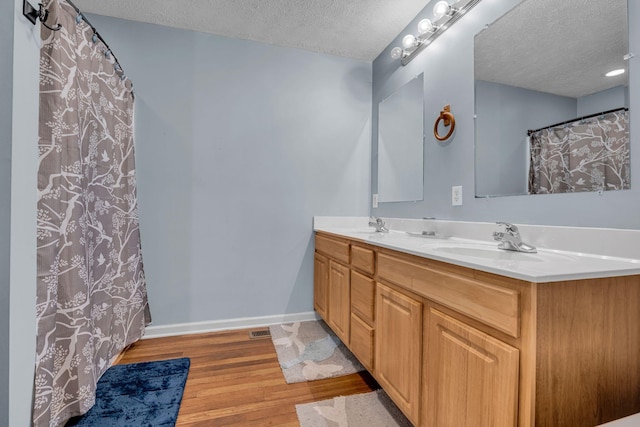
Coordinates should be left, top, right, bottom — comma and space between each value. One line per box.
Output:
66, 357, 190, 427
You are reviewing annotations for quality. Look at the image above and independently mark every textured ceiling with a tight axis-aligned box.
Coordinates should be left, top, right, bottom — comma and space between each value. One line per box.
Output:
475, 0, 628, 98
69, 0, 628, 96
70, 0, 431, 61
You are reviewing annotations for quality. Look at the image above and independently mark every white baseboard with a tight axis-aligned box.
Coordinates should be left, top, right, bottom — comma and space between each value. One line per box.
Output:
142, 311, 320, 339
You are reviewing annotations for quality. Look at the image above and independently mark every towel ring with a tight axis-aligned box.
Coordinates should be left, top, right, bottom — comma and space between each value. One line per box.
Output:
434, 105, 455, 141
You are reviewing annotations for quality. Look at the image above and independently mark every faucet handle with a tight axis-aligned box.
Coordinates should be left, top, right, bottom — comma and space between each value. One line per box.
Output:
368, 216, 388, 232
496, 221, 519, 234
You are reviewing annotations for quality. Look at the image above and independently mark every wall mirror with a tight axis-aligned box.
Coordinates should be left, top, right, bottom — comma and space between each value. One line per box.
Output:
378, 74, 424, 202
474, 0, 629, 197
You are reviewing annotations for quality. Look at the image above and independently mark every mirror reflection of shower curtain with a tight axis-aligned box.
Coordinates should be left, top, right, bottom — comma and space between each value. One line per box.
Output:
528, 109, 630, 194
33, 1, 151, 426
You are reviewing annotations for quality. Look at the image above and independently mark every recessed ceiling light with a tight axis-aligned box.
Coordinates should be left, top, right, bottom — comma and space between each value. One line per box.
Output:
605, 68, 625, 77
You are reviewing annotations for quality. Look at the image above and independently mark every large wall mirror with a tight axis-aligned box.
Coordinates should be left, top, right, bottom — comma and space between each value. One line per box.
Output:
378, 74, 424, 202
474, 0, 630, 197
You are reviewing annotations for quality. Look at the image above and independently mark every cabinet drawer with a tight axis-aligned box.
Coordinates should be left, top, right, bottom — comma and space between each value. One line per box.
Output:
350, 314, 374, 371
315, 234, 349, 264
351, 244, 375, 274
351, 270, 375, 324
378, 253, 520, 338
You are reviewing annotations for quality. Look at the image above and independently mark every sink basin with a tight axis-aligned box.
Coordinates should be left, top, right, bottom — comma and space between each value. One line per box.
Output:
433, 245, 577, 263
405, 231, 450, 240
434, 246, 536, 261
348, 229, 396, 240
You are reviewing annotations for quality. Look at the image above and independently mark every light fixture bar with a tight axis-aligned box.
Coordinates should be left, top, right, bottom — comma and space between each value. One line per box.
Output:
400, 0, 482, 66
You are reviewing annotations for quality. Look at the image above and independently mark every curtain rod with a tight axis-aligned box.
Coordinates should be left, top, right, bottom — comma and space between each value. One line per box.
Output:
64, 0, 129, 82
527, 107, 628, 136
25, 0, 127, 80
23, 0, 134, 96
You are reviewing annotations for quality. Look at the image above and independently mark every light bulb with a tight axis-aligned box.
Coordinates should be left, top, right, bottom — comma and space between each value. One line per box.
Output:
390, 47, 403, 60
402, 34, 417, 49
418, 19, 434, 35
605, 68, 625, 77
433, 1, 451, 20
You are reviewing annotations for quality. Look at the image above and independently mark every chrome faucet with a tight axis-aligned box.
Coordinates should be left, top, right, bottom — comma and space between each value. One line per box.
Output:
368, 217, 389, 233
493, 222, 537, 253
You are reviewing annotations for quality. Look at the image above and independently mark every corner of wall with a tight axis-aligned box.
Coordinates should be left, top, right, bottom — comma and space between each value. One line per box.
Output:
0, 0, 13, 423
8, 0, 39, 425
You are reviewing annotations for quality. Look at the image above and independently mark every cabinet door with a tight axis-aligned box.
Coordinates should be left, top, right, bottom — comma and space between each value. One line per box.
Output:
375, 283, 422, 425
314, 253, 329, 321
327, 260, 350, 344
424, 308, 519, 427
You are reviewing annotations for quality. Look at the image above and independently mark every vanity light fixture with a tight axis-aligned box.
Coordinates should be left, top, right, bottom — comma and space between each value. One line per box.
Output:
417, 19, 435, 35
433, 1, 454, 20
402, 34, 418, 49
605, 68, 625, 77
390, 0, 481, 66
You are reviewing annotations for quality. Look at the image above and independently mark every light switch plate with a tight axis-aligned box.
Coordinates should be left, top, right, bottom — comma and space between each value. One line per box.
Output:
452, 186, 462, 206
372, 193, 379, 208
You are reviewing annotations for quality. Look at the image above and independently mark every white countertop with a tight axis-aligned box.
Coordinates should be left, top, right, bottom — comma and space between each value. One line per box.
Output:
314, 217, 640, 283
598, 413, 640, 426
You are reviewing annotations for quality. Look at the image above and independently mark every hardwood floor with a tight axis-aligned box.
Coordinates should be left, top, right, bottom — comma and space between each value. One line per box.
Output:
118, 327, 379, 426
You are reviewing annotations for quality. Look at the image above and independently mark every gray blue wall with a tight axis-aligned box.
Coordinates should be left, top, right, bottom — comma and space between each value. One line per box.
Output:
372, 0, 640, 229
87, 15, 372, 327
577, 85, 628, 116
6, 1, 39, 425
0, 0, 13, 424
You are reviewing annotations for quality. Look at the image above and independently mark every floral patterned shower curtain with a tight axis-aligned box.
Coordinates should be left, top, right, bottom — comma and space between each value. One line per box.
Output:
34, 1, 151, 426
528, 109, 630, 194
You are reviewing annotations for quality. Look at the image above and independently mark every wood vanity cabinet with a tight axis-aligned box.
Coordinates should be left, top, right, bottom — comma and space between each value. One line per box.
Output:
376, 283, 422, 425
349, 243, 376, 371
350, 270, 375, 370
424, 308, 519, 427
314, 234, 351, 344
313, 231, 640, 427
315, 234, 377, 368
327, 260, 350, 344
313, 252, 329, 320
378, 248, 521, 426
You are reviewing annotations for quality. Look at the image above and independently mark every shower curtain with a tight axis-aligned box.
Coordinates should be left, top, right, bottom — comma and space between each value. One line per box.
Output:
34, 1, 151, 426
528, 109, 630, 194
